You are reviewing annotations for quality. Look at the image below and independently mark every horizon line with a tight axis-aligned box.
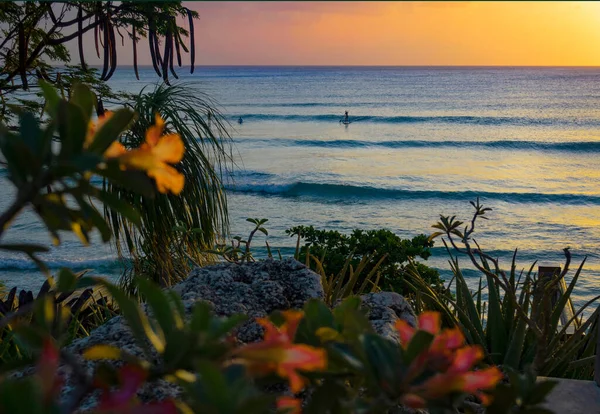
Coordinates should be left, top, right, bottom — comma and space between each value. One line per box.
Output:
77, 64, 600, 69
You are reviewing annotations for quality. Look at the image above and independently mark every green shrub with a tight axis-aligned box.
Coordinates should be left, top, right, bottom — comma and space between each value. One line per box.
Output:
286, 226, 443, 294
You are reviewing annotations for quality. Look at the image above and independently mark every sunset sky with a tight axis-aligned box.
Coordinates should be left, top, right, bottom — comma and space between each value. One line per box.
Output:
78, 1, 600, 66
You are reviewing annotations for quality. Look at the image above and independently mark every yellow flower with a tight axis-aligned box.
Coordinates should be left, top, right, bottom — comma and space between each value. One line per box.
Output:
234, 311, 327, 393
117, 114, 185, 194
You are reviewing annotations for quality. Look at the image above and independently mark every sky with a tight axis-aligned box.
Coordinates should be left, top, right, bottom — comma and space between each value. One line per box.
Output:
75, 1, 600, 66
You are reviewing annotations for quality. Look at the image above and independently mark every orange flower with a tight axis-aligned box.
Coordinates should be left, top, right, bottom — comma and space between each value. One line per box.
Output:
277, 396, 302, 414
85, 111, 127, 158
117, 114, 185, 194
396, 311, 502, 407
234, 310, 327, 393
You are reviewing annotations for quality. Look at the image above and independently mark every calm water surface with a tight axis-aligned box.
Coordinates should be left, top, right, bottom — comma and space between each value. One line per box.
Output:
2, 66, 599, 307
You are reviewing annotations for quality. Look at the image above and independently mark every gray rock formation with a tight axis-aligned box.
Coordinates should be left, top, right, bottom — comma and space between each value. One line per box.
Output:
21, 259, 419, 408
360, 291, 417, 344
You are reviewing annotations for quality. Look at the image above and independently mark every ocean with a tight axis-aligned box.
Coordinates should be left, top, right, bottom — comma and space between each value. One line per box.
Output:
2, 66, 600, 308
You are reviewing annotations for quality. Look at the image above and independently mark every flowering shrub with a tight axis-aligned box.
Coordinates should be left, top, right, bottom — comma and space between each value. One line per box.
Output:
0, 280, 503, 414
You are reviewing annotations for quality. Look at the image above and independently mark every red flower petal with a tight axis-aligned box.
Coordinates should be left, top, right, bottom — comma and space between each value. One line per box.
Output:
461, 367, 503, 393
277, 396, 302, 414
418, 311, 441, 335
395, 319, 416, 348
401, 393, 427, 408
450, 346, 484, 373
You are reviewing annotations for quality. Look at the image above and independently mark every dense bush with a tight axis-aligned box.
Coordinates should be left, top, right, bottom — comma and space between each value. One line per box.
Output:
286, 226, 443, 294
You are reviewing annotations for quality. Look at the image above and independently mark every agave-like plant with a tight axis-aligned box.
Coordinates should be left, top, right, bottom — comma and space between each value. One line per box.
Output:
105, 83, 233, 290
405, 199, 599, 380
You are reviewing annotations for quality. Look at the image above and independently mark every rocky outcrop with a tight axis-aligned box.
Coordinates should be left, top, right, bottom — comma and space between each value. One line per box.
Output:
28, 259, 419, 406
360, 291, 417, 344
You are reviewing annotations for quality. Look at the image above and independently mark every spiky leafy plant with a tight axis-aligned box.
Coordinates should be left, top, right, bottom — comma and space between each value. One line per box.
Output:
405, 199, 599, 380
105, 83, 232, 290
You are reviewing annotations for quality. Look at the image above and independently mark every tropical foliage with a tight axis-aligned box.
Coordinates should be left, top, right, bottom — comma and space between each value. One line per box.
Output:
286, 226, 443, 294
405, 199, 599, 380
0, 279, 509, 414
106, 83, 232, 290
1, 1, 198, 125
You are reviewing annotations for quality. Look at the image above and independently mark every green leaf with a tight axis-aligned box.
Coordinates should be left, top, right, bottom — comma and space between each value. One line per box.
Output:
0, 376, 44, 414
93, 189, 142, 227
74, 195, 112, 243
56, 268, 78, 292
485, 272, 508, 364
96, 279, 162, 357
361, 333, 403, 393
95, 164, 155, 198
136, 277, 176, 336
403, 330, 434, 363
57, 100, 88, 159
524, 379, 558, 406
39, 79, 61, 116
190, 301, 212, 332
19, 112, 42, 157
258, 227, 268, 236
70, 83, 96, 123
87, 108, 136, 154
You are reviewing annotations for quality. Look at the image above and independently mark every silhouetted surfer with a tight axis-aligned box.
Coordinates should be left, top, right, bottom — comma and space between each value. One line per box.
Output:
238, 117, 243, 124
344, 111, 349, 123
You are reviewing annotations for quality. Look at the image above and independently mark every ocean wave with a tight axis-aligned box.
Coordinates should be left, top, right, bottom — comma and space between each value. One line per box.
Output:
231, 113, 599, 126
234, 138, 600, 152
226, 181, 600, 205
0, 257, 124, 272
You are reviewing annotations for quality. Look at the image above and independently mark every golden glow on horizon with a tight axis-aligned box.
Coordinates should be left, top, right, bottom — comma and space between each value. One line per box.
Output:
186, 2, 600, 66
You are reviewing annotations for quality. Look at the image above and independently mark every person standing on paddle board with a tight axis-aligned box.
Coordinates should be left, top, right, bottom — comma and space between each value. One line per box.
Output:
343, 111, 349, 123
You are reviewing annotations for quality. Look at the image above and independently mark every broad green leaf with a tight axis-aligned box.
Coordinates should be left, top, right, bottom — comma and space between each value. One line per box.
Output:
70, 83, 96, 122
87, 108, 136, 154
56, 268, 78, 293
136, 277, 176, 336
19, 112, 42, 158
190, 301, 212, 332
361, 333, 403, 393
57, 100, 88, 159
97, 279, 164, 357
95, 164, 155, 198
403, 330, 434, 363
39, 80, 61, 116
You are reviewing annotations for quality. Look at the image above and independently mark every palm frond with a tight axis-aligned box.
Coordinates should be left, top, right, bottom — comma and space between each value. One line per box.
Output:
105, 82, 232, 291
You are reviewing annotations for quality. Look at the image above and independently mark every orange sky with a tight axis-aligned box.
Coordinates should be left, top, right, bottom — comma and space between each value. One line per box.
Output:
81, 1, 600, 66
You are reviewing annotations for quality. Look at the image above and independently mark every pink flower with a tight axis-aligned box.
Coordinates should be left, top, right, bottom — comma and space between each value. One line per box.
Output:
95, 365, 177, 414
395, 311, 502, 407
